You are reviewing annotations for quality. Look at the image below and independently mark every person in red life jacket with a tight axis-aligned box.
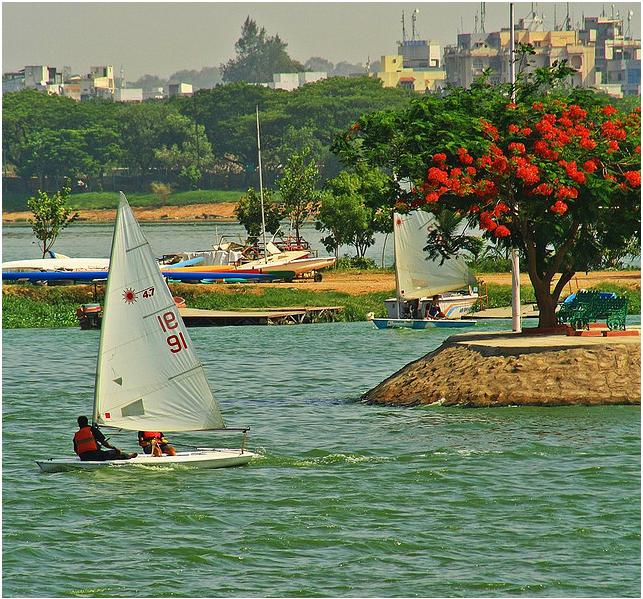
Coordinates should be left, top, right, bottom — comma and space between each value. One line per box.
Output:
73, 416, 136, 461
137, 431, 177, 457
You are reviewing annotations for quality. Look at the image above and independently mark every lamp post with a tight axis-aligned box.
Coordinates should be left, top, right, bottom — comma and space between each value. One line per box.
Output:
510, 2, 522, 333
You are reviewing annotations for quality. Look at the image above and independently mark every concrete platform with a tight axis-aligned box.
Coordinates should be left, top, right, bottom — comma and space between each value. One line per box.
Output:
470, 304, 540, 319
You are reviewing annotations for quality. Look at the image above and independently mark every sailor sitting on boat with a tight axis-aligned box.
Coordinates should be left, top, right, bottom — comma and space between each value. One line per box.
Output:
138, 431, 177, 457
426, 296, 445, 320
73, 416, 136, 461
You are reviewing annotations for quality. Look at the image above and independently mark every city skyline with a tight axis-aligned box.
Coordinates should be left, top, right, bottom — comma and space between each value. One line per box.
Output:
3, 2, 641, 80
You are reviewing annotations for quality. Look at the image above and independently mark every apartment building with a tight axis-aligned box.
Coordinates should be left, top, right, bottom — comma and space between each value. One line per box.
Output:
374, 39, 447, 92
444, 14, 640, 97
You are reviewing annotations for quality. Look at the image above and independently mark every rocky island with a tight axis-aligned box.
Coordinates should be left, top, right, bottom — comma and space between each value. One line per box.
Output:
363, 331, 641, 407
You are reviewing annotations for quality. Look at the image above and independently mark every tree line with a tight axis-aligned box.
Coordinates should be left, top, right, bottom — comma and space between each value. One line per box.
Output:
2, 77, 411, 190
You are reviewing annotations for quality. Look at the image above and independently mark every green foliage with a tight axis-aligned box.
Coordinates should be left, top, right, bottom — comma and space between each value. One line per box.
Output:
221, 17, 304, 83
150, 182, 172, 203
234, 187, 284, 241
334, 256, 379, 270
277, 148, 321, 243
27, 182, 79, 258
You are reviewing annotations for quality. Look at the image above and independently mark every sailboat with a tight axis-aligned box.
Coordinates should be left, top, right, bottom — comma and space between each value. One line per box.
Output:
371, 211, 479, 330
37, 194, 257, 472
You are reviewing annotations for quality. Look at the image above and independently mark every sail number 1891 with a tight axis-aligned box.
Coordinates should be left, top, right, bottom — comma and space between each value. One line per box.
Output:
157, 311, 187, 353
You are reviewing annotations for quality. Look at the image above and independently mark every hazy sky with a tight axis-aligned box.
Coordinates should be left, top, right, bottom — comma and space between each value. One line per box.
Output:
2, 2, 641, 79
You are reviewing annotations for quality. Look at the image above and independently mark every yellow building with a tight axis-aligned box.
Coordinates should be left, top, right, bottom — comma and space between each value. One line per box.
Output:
373, 54, 446, 93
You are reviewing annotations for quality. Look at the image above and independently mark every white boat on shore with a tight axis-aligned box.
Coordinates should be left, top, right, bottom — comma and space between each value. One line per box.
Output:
372, 210, 478, 330
37, 193, 256, 473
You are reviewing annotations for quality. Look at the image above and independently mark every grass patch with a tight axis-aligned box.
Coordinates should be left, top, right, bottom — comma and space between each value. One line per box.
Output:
3, 190, 245, 212
2, 282, 392, 328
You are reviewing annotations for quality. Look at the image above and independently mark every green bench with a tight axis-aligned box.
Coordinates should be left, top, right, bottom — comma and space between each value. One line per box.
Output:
557, 291, 628, 331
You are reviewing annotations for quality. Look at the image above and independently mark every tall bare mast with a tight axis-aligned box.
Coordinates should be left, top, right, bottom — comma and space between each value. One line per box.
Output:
255, 106, 268, 263
480, 2, 486, 33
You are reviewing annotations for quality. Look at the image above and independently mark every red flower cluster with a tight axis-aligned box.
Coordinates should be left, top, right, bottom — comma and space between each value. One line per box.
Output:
550, 201, 568, 215
508, 142, 526, 154
556, 186, 579, 201
410, 102, 640, 233
623, 171, 641, 187
457, 147, 474, 165
481, 119, 499, 141
583, 160, 598, 174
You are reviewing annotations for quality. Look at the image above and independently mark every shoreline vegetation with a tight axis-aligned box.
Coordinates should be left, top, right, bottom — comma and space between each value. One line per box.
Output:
2, 270, 639, 329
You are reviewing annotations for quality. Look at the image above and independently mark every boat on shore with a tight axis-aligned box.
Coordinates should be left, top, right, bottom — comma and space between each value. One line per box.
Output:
37, 193, 257, 472
372, 210, 478, 330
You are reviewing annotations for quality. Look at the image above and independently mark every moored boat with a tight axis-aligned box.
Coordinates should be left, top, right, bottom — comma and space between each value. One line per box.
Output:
374, 210, 478, 330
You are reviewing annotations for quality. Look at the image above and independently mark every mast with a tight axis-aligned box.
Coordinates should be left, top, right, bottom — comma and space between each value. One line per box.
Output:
393, 211, 402, 319
509, 3, 522, 333
92, 195, 122, 425
255, 106, 268, 263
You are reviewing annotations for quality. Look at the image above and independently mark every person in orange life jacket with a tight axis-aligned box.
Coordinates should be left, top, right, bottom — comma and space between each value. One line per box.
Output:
73, 416, 136, 461
137, 431, 177, 457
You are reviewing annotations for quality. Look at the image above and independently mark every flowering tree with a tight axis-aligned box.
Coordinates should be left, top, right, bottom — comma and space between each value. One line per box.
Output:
333, 63, 641, 328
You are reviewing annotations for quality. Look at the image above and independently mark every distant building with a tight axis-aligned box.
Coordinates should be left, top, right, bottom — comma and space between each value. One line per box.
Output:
580, 16, 641, 97
263, 71, 327, 91
168, 82, 193, 97
114, 88, 143, 102
444, 13, 640, 97
143, 86, 165, 100
444, 17, 595, 89
2, 71, 25, 94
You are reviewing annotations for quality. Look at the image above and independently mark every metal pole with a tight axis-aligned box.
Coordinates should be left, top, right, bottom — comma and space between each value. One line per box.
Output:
510, 2, 522, 333
256, 106, 268, 263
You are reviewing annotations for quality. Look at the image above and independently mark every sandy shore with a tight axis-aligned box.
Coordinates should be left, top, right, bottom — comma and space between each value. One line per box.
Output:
363, 330, 641, 407
2, 202, 239, 224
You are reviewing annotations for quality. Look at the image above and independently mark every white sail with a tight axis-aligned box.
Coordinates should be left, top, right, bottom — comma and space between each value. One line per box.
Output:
394, 211, 476, 300
93, 193, 224, 431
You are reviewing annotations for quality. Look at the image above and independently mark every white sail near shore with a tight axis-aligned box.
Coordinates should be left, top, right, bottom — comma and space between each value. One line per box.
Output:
394, 211, 476, 300
93, 193, 224, 432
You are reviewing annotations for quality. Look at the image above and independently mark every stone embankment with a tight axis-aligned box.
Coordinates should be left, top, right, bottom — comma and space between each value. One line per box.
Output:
363, 331, 641, 407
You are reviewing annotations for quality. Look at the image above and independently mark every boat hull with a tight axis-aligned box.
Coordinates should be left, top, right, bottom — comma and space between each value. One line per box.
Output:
37, 449, 257, 473
372, 318, 477, 330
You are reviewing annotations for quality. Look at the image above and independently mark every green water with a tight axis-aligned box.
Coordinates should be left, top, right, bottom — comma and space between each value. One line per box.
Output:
3, 322, 640, 597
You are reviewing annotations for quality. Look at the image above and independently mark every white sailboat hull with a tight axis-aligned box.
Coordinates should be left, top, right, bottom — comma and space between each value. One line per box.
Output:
372, 318, 477, 330
37, 449, 257, 473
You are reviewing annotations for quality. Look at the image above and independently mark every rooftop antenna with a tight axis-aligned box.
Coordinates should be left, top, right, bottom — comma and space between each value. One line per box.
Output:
480, 2, 486, 33
565, 2, 571, 30
611, 4, 614, 19
554, 4, 558, 30
411, 8, 419, 40
460, 15, 464, 34
401, 11, 407, 43
601, 3, 605, 17
626, 10, 634, 37
474, 10, 479, 34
